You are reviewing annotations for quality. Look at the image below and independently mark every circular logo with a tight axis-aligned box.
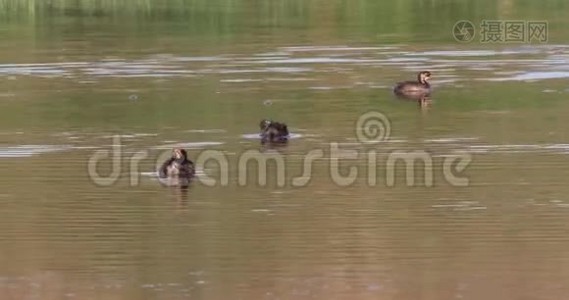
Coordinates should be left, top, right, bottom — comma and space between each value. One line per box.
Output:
453, 20, 475, 42
355, 111, 391, 143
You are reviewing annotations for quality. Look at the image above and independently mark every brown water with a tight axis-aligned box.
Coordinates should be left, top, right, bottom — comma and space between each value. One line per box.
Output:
2, 1, 569, 299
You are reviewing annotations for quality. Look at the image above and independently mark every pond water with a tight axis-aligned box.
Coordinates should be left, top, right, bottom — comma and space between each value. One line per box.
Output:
2, 1, 569, 299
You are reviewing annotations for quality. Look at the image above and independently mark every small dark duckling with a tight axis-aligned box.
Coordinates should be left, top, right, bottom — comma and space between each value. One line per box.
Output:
259, 119, 289, 144
393, 71, 432, 99
158, 148, 195, 179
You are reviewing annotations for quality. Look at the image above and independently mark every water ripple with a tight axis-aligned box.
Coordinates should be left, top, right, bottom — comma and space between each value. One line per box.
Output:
1, 45, 568, 84
0, 145, 73, 158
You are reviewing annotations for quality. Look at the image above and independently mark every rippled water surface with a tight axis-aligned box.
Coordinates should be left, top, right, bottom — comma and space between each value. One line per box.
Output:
2, 1, 569, 299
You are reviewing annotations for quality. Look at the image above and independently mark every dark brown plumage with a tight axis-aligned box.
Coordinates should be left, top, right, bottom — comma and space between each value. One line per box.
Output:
158, 148, 195, 179
259, 119, 289, 144
393, 71, 432, 99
